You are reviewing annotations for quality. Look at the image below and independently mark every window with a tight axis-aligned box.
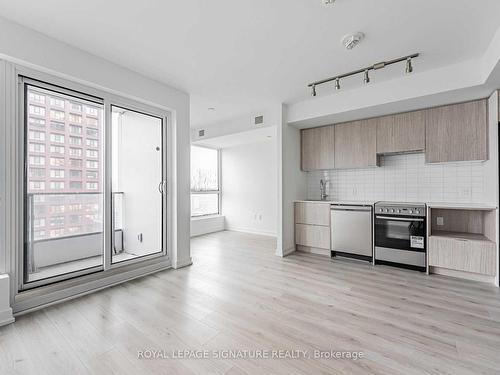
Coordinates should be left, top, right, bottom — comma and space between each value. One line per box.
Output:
70, 170, 82, 179
70, 103, 82, 112
69, 147, 82, 157
69, 114, 82, 123
33, 218, 46, 227
69, 181, 82, 189
86, 160, 98, 169
29, 143, 45, 153
86, 182, 98, 190
50, 109, 65, 120
50, 145, 65, 154
49, 205, 65, 214
190, 145, 220, 216
50, 121, 65, 132
86, 171, 98, 179
29, 156, 45, 166
49, 216, 65, 227
50, 133, 65, 143
86, 127, 98, 137
29, 181, 45, 190
29, 118, 46, 127
70, 125, 82, 134
86, 106, 99, 117
87, 117, 98, 126
86, 149, 98, 158
69, 158, 82, 168
49, 97, 65, 108
29, 92, 45, 104
50, 181, 65, 190
29, 105, 46, 116
50, 157, 65, 166
30, 168, 45, 178
29, 130, 45, 141
69, 136, 82, 145
86, 139, 98, 147
49, 169, 65, 178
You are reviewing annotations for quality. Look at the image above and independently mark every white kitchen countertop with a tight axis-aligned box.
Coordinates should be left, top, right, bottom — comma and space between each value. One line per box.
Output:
294, 200, 377, 206
295, 200, 497, 210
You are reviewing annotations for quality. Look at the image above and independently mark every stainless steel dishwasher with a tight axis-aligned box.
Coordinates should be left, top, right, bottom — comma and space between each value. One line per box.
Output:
330, 204, 373, 261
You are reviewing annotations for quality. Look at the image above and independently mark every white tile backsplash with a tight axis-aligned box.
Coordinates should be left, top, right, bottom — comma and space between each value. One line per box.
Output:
307, 153, 486, 203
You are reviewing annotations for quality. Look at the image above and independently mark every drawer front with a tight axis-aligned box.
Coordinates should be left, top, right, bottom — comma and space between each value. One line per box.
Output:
295, 202, 330, 226
429, 237, 496, 276
295, 224, 330, 250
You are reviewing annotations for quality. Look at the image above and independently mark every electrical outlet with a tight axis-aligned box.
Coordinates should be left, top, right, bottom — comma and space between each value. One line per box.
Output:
436, 217, 444, 226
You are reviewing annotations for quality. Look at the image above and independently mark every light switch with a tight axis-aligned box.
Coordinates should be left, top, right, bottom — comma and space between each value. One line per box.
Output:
436, 217, 444, 226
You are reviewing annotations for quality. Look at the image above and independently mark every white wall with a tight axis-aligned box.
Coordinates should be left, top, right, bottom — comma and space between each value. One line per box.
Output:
191, 216, 225, 237
221, 139, 277, 236
277, 104, 307, 256
0, 16, 191, 315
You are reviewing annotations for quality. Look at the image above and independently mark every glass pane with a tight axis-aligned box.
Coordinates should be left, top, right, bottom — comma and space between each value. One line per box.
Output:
111, 106, 163, 263
191, 146, 218, 191
191, 193, 219, 216
25, 84, 104, 283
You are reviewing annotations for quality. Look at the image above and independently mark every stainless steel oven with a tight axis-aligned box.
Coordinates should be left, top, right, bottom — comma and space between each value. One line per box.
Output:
374, 202, 426, 271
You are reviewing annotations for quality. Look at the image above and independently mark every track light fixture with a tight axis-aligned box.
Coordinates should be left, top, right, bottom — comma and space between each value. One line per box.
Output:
405, 57, 413, 74
363, 69, 370, 84
307, 53, 419, 95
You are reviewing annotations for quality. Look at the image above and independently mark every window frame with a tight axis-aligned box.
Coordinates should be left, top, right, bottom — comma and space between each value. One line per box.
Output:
190, 144, 221, 217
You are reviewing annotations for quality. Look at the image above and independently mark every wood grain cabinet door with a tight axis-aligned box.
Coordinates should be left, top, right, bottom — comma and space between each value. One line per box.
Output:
334, 119, 378, 169
376, 111, 425, 154
301, 125, 335, 171
425, 99, 488, 163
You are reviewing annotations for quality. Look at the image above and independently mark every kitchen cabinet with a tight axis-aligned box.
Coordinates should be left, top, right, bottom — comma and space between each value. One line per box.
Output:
295, 224, 330, 250
334, 119, 378, 169
425, 99, 488, 163
295, 202, 330, 226
376, 111, 425, 154
301, 125, 335, 171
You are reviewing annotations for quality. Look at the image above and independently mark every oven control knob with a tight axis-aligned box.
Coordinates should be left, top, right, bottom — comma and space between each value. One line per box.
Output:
384, 209, 388, 212
390, 209, 394, 213
409, 210, 413, 214
397, 209, 401, 213
379, 208, 383, 212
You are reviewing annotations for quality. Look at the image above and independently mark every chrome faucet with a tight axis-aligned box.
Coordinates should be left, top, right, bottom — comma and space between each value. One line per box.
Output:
320, 179, 329, 201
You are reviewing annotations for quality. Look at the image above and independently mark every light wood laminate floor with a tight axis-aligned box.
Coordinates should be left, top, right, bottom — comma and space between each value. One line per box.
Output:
1, 230, 500, 375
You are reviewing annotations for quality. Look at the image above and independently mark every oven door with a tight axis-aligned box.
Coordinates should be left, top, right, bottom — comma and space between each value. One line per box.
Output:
375, 215, 426, 252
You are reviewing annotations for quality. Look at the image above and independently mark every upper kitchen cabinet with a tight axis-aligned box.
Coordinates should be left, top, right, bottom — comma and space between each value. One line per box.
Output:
301, 125, 335, 171
376, 110, 425, 154
425, 99, 488, 163
334, 118, 378, 169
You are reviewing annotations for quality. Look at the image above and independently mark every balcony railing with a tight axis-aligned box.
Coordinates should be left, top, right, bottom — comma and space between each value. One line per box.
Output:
26, 192, 124, 273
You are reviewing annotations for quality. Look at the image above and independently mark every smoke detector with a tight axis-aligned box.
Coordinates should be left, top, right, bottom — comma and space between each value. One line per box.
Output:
341, 32, 365, 50
322, 0, 336, 5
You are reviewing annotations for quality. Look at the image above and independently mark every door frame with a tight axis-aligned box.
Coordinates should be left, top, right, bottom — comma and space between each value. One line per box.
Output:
8, 63, 173, 312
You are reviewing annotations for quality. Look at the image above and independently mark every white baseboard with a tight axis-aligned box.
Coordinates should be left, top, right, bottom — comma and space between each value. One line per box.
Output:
225, 226, 277, 237
0, 308, 15, 326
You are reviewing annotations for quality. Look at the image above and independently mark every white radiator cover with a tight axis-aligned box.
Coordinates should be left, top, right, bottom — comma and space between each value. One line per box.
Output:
0, 274, 14, 326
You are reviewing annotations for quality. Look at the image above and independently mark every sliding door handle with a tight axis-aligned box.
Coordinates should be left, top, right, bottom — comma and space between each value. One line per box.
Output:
158, 181, 164, 194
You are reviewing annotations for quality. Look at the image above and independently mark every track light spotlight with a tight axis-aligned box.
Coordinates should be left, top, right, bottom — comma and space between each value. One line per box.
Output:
363, 69, 370, 84
311, 85, 317, 97
405, 57, 413, 74
335, 78, 340, 90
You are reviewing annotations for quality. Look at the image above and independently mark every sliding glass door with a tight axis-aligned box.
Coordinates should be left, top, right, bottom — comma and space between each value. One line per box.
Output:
21, 76, 168, 290
111, 106, 164, 264
24, 81, 105, 285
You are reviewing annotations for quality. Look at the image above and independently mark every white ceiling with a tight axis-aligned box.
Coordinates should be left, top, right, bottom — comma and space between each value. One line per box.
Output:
1, 0, 500, 128
193, 126, 275, 149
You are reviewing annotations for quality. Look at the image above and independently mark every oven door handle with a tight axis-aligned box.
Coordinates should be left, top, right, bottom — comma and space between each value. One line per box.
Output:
376, 216, 424, 222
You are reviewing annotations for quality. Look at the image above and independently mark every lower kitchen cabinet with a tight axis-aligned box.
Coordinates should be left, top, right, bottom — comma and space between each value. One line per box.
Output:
428, 235, 496, 276
295, 224, 330, 250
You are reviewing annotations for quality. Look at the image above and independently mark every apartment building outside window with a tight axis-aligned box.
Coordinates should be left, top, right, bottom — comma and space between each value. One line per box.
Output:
29, 181, 45, 190
86, 182, 98, 190
50, 133, 65, 143
69, 136, 82, 145
50, 145, 65, 154
29, 92, 45, 104
29, 130, 45, 141
69, 181, 82, 189
30, 118, 46, 127
69, 114, 82, 123
70, 125, 82, 134
70, 103, 82, 112
50, 181, 65, 190
50, 157, 65, 166
29, 105, 46, 116
86, 127, 98, 137
29, 143, 45, 153
69, 147, 82, 157
86, 149, 98, 158
191, 145, 220, 216
49, 97, 65, 108
50, 109, 65, 120
29, 156, 45, 166
86, 139, 98, 147
86, 160, 98, 169
49, 169, 65, 178
70, 170, 82, 179
50, 121, 65, 132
